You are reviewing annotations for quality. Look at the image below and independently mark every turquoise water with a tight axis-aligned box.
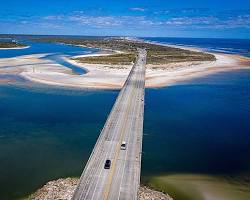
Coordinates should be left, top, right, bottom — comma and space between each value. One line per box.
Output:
0, 40, 98, 74
0, 37, 250, 199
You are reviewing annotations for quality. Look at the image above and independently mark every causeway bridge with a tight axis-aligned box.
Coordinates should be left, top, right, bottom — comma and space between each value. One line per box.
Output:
72, 49, 147, 200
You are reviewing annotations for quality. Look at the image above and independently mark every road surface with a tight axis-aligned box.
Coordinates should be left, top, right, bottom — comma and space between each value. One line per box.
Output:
72, 49, 147, 200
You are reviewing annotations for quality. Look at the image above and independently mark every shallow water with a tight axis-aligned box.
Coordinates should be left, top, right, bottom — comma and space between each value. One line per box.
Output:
0, 86, 118, 199
0, 40, 98, 75
0, 69, 250, 199
0, 40, 95, 59
0, 36, 250, 199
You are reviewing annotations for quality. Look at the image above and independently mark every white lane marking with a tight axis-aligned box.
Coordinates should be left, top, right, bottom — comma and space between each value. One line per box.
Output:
74, 50, 146, 200
78, 74, 132, 199
117, 69, 141, 199
90, 57, 139, 199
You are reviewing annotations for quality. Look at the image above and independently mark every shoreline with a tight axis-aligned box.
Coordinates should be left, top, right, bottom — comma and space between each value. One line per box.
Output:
0, 43, 250, 89
1, 41, 250, 200
0, 45, 30, 50
28, 178, 173, 200
23, 52, 250, 89
27, 173, 250, 200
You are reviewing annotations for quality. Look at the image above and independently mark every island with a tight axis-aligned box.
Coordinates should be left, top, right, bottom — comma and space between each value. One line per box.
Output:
1, 37, 250, 200
10, 36, 246, 89
37, 37, 216, 65
0, 41, 28, 49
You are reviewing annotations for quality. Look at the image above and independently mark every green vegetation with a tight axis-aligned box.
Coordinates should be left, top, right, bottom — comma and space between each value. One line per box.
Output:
36, 37, 216, 65
0, 41, 26, 48
74, 53, 136, 65
143, 174, 250, 200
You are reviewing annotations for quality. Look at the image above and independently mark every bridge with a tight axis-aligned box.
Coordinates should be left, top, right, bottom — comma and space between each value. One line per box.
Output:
72, 49, 147, 200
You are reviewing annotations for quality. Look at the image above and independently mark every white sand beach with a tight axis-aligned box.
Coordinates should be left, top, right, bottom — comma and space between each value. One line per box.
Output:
0, 46, 250, 89
0, 46, 30, 50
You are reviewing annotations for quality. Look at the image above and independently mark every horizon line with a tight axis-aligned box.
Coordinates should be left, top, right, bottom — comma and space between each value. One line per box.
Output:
0, 33, 249, 40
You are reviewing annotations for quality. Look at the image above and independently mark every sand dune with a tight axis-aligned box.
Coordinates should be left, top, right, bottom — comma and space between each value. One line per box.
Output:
0, 48, 250, 89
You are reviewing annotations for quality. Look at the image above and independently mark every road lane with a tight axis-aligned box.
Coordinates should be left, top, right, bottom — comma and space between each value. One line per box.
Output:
72, 49, 146, 200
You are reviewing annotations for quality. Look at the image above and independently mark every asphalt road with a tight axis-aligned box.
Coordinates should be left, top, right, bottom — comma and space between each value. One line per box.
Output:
72, 49, 147, 200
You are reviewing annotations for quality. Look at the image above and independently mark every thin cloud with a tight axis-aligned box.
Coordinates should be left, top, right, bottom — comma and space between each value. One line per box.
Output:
164, 15, 250, 29
43, 15, 64, 20
68, 15, 122, 27
130, 7, 146, 12
154, 8, 210, 16
4, 9, 250, 32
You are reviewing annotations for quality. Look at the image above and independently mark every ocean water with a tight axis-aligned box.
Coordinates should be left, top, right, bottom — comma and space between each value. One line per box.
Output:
143, 70, 250, 176
0, 40, 96, 59
0, 86, 118, 199
0, 37, 250, 199
142, 37, 250, 57
0, 40, 98, 74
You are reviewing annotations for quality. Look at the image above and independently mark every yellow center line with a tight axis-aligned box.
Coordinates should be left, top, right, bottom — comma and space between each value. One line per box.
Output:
103, 71, 138, 200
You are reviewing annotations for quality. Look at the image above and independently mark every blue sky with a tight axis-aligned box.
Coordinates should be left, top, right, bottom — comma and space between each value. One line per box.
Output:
1, 0, 250, 38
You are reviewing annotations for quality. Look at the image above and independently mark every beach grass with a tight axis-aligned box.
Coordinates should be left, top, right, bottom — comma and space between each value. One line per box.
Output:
36, 37, 216, 65
143, 174, 250, 200
0, 41, 26, 48
74, 53, 136, 65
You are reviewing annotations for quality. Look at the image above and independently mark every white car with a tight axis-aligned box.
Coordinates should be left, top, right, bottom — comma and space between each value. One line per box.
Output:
121, 141, 126, 150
